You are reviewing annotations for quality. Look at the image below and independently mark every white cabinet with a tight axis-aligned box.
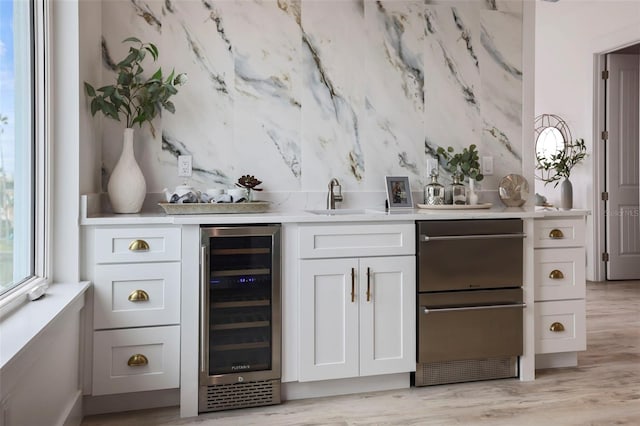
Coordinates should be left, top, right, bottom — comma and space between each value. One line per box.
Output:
298, 223, 415, 382
534, 216, 586, 367
88, 225, 182, 395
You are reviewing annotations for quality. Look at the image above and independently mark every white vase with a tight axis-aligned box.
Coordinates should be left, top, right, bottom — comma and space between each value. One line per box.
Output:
467, 178, 479, 205
560, 177, 573, 210
108, 128, 146, 213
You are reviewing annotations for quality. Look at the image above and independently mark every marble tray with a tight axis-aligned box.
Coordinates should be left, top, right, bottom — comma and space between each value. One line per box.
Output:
416, 203, 492, 210
158, 201, 269, 215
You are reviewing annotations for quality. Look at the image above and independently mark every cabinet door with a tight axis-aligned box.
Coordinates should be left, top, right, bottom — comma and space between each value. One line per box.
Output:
299, 258, 359, 382
359, 256, 416, 376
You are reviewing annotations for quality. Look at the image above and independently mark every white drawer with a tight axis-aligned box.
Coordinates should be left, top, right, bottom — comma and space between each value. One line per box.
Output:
93, 263, 180, 329
534, 247, 585, 301
299, 223, 415, 259
533, 218, 585, 248
94, 226, 181, 263
92, 326, 180, 396
535, 300, 586, 354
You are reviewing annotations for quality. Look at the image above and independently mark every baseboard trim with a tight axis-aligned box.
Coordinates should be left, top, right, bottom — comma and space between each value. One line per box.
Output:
60, 390, 83, 426
282, 373, 410, 401
82, 389, 179, 416
535, 352, 579, 369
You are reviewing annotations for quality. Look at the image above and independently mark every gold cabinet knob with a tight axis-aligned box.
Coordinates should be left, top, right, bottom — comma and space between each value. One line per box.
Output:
127, 354, 149, 367
549, 229, 564, 239
549, 269, 565, 279
549, 322, 565, 332
128, 289, 149, 302
128, 239, 150, 252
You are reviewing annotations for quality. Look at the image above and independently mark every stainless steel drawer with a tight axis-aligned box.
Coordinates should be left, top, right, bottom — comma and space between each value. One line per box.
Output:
417, 289, 524, 363
417, 219, 524, 292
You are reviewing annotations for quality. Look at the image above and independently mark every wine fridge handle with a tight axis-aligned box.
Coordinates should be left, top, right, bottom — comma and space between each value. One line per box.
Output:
200, 245, 208, 374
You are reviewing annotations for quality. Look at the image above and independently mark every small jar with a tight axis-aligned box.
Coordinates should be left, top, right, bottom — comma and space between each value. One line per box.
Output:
424, 170, 445, 205
451, 174, 466, 205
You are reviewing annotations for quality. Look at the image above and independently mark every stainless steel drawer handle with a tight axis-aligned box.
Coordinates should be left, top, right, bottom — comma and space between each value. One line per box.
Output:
420, 233, 526, 242
549, 322, 565, 332
128, 239, 150, 251
366, 267, 371, 302
421, 303, 526, 314
549, 269, 564, 279
128, 289, 149, 302
127, 354, 149, 367
549, 229, 564, 239
351, 268, 356, 303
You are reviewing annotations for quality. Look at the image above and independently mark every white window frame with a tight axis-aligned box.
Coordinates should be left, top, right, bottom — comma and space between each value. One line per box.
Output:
0, 0, 51, 314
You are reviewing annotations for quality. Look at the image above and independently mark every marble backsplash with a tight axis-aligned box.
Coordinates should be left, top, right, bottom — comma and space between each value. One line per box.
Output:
96, 0, 523, 200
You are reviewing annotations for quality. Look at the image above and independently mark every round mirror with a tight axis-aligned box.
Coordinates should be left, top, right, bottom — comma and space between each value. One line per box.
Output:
534, 114, 572, 180
536, 127, 565, 161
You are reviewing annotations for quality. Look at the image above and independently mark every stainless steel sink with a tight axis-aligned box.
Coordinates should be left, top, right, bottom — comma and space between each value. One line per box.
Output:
305, 208, 383, 216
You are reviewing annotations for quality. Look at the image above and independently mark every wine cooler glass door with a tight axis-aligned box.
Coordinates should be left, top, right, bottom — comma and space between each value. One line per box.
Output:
201, 226, 281, 381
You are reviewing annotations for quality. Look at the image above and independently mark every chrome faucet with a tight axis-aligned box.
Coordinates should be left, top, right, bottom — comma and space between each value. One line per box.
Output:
327, 178, 343, 209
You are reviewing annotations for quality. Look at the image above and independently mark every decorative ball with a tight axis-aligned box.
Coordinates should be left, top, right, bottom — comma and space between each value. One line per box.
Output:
499, 174, 529, 207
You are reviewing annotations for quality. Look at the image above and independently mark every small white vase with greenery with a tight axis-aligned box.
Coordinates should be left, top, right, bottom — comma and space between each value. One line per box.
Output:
536, 138, 587, 210
84, 37, 186, 213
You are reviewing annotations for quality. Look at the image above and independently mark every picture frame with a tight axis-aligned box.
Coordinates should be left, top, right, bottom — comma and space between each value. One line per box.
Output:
385, 176, 414, 209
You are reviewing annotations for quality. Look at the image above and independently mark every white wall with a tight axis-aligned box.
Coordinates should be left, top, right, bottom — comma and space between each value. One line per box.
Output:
52, 0, 80, 283
535, 0, 640, 280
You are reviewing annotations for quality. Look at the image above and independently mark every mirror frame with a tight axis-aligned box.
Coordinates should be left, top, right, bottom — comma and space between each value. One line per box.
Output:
534, 114, 572, 181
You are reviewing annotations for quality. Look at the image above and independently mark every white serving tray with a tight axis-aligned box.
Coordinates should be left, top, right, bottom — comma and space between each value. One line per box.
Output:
416, 203, 493, 210
158, 201, 269, 215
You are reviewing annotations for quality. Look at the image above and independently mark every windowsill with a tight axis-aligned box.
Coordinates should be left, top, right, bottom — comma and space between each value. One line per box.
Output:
0, 281, 90, 372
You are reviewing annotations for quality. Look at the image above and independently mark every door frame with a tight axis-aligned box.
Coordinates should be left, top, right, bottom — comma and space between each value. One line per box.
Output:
593, 42, 640, 282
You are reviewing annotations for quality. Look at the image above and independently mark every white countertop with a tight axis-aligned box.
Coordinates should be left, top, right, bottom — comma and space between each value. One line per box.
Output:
80, 194, 589, 226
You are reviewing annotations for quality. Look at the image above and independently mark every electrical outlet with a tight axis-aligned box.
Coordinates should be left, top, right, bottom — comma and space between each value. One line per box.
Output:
178, 155, 192, 177
482, 156, 494, 176
426, 158, 439, 177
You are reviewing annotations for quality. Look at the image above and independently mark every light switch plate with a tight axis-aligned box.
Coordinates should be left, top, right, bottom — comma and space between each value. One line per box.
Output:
482, 156, 494, 176
178, 155, 192, 177
426, 158, 439, 177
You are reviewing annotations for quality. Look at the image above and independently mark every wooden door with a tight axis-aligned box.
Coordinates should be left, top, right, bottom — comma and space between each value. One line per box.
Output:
606, 53, 640, 279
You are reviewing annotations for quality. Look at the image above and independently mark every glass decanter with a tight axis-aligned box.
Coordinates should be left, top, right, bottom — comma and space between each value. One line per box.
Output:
424, 169, 445, 205
451, 174, 466, 205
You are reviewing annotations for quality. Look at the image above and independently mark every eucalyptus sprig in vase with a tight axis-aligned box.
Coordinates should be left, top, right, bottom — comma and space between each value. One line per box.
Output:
436, 144, 484, 205
85, 37, 187, 213
536, 138, 587, 210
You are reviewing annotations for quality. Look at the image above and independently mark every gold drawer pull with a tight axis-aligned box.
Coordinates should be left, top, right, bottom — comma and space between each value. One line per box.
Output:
128, 239, 150, 252
127, 354, 149, 367
549, 322, 565, 332
128, 289, 149, 302
549, 229, 564, 239
549, 269, 564, 279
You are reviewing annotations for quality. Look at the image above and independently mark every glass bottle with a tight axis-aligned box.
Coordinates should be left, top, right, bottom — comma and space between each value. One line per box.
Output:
451, 174, 466, 205
424, 170, 445, 205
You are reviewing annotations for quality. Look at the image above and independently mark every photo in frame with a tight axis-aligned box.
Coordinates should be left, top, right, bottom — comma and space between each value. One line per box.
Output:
385, 176, 413, 209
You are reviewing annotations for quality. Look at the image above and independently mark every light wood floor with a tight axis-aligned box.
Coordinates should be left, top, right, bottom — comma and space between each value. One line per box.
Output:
82, 281, 640, 426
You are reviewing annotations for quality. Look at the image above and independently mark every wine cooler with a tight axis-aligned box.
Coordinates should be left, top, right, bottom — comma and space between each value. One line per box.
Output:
199, 225, 281, 413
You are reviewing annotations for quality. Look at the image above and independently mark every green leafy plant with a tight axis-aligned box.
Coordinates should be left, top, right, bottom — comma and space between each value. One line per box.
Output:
84, 37, 187, 134
436, 144, 484, 182
536, 138, 587, 187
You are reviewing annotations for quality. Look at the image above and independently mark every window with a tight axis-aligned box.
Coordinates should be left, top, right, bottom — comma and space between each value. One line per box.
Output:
0, 0, 48, 303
